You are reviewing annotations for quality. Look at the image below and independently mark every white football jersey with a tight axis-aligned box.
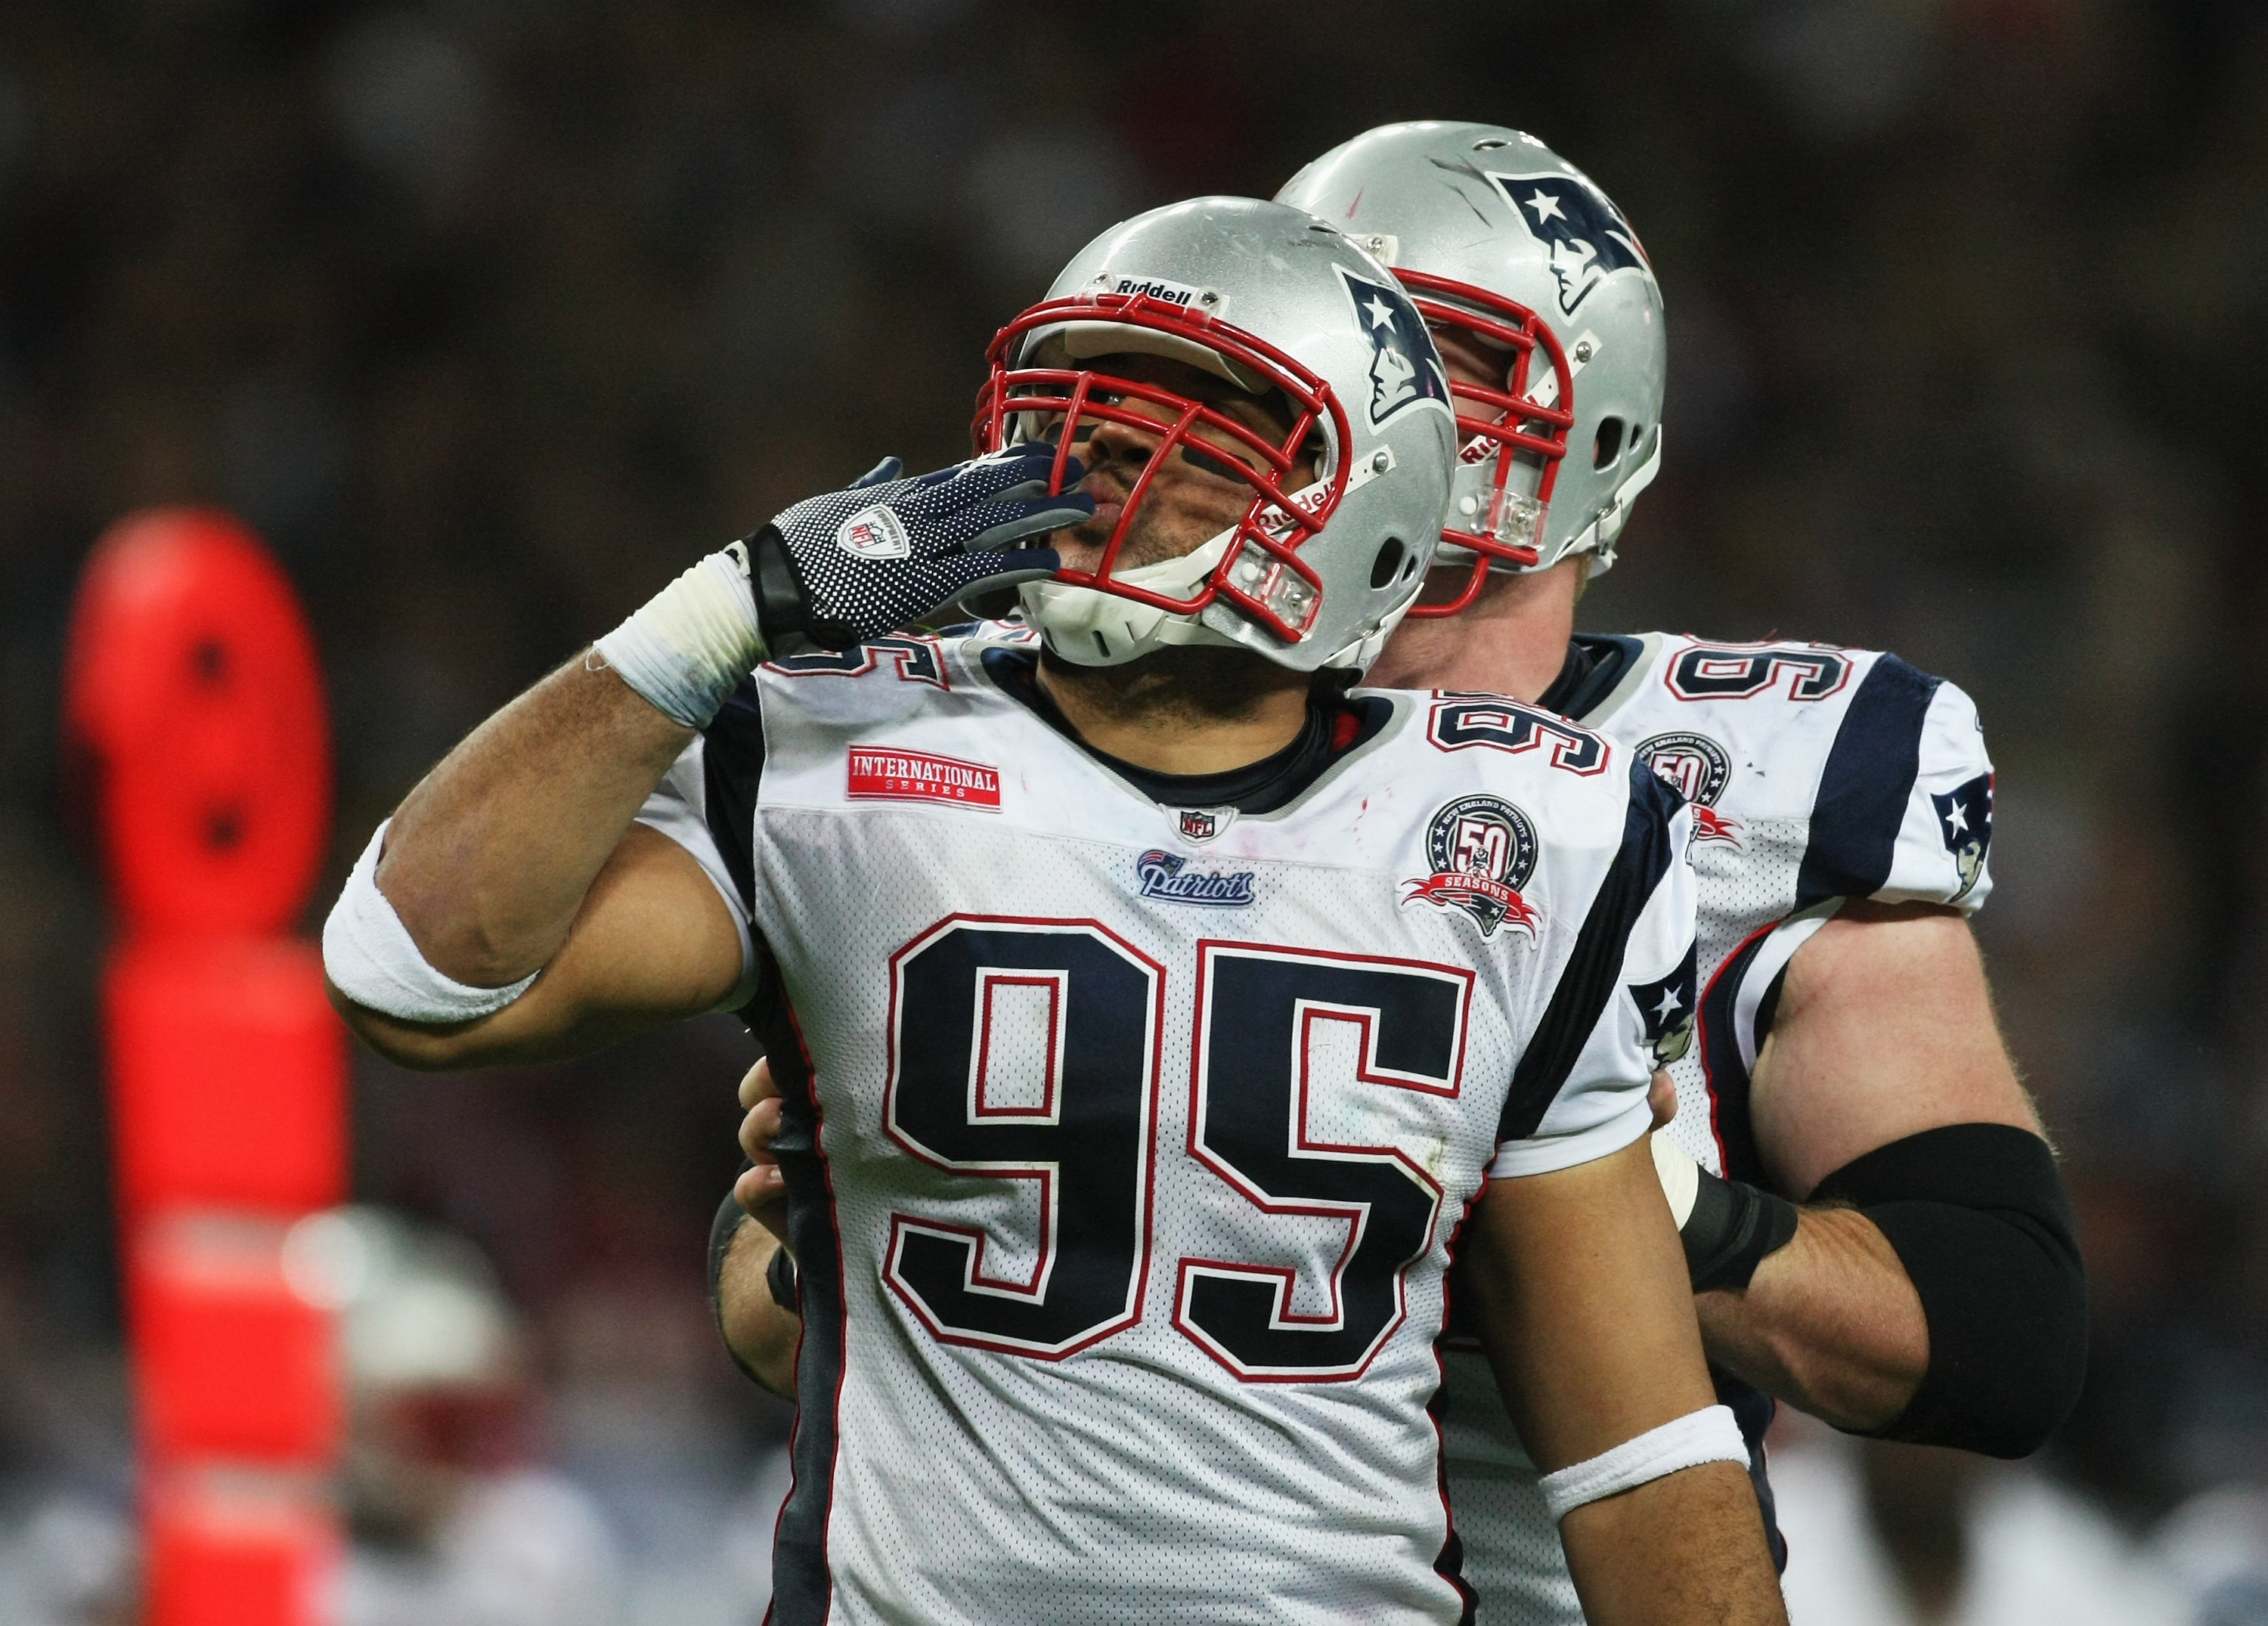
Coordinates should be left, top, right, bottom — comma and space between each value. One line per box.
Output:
642, 629, 1696, 1626
1438, 630, 1997, 1624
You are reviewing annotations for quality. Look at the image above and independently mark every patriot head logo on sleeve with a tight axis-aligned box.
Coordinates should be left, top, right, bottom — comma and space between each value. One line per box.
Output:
1486, 170, 1650, 316
1627, 940, 1698, 1067
1335, 265, 1451, 429
1931, 771, 1994, 901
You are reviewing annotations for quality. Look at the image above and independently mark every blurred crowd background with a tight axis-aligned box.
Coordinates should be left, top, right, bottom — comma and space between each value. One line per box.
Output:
1, 0, 2264, 1620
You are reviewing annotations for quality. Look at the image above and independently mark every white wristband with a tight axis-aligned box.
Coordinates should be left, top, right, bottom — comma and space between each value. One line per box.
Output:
1538, 1404, 1748, 1523
592, 545, 767, 729
321, 821, 540, 1024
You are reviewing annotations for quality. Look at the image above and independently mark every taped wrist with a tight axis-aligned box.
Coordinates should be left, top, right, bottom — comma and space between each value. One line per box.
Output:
321, 820, 540, 1023
1681, 1167, 1799, 1291
593, 544, 767, 729
1812, 1123, 2086, 1458
1538, 1404, 1749, 1522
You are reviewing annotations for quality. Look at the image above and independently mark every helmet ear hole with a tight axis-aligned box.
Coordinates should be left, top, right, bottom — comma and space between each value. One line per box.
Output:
1370, 537, 1406, 589
1594, 417, 1625, 469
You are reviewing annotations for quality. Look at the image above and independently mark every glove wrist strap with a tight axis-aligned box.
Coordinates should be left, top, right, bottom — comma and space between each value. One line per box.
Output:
748, 524, 826, 655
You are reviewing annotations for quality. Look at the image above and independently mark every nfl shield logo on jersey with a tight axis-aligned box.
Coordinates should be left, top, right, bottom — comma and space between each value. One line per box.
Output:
1627, 941, 1698, 1067
1335, 265, 1451, 429
1932, 771, 1994, 901
1637, 732, 1743, 847
1400, 794, 1541, 940
1176, 807, 1234, 843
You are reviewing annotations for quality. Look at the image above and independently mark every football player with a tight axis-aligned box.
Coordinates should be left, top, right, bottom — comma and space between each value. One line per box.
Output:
324, 197, 1787, 1624
1284, 124, 2084, 1619
717, 125, 2087, 1621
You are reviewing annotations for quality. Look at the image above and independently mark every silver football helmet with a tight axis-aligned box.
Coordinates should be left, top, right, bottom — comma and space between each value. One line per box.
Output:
974, 197, 1458, 671
1277, 122, 1666, 611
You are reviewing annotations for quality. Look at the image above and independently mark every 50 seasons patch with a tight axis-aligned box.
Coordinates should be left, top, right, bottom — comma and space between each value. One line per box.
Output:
846, 745, 1001, 810
1400, 794, 1542, 939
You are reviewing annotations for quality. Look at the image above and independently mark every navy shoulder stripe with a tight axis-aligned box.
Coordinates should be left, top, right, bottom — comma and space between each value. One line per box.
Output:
1498, 758, 1683, 1144
1795, 655, 1940, 909
702, 674, 766, 915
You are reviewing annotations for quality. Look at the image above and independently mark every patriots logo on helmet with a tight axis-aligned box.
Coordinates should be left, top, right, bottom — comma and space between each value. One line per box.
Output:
1931, 771, 1994, 901
1628, 940, 1698, 1067
1334, 265, 1451, 429
1486, 171, 1649, 316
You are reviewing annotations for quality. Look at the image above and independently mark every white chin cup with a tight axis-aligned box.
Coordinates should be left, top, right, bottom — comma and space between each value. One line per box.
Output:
1437, 426, 1664, 581
1019, 525, 1244, 667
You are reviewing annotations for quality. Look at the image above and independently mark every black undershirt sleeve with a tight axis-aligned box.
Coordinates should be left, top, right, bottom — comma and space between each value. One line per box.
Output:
1811, 1122, 2087, 1458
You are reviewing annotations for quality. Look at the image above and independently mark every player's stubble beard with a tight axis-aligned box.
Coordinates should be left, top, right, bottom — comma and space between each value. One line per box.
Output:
1036, 642, 1318, 732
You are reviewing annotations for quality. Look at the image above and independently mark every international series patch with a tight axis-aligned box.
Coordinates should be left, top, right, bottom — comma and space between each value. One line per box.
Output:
846, 745, 1001, 810
1399, 794, 1541, 939
1636, 731, 1743, 847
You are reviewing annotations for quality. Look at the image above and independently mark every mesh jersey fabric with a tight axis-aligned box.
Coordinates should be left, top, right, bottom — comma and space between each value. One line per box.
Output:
637, 627, 1695, 1625
1439, 630, 1996, 1624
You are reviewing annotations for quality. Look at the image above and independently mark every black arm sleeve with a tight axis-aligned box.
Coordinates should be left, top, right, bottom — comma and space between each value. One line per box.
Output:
1810, 1122, 2087, 1458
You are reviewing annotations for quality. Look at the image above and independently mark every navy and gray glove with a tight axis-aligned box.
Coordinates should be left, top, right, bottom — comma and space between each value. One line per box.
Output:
747, 446, 1091, 653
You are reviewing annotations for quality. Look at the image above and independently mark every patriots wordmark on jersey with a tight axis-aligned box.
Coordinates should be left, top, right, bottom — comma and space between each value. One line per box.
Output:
1434, 630, 1996, 1625
638, 629, 1695, 1626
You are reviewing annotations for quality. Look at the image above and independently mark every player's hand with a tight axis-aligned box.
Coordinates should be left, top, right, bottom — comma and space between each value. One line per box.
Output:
748, 446, 1092, 653
734, 1056, 790, 1248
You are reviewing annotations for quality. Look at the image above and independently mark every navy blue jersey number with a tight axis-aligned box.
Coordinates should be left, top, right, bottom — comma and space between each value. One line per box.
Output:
878, 924, 1470, 1377
766, 635, 948, 688
1176, 944, 1471, 1381
1666, 644, 1850, 702
882, 918, 1161, 1357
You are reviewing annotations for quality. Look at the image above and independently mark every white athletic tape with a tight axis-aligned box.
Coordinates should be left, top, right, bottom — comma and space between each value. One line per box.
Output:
592, 546, 766, 729
1652, 1129, 1702, 1229
1538, 1404, 1748, 1523
321, 821, 540, 1024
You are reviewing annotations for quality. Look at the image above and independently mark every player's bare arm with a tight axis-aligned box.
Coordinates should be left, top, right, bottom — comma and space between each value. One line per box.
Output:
1464, 1141, 1787, 1625
324, 450, 1089, 1068
1690, 898, 2071, 1436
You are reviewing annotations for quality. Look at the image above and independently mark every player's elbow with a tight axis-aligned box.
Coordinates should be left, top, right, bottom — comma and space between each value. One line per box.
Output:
327, 979, 496, 1072
1872, 1203, 2089, 1460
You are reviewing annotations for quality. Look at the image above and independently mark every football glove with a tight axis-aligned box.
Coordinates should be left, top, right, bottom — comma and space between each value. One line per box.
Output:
747, 445, 1090, 653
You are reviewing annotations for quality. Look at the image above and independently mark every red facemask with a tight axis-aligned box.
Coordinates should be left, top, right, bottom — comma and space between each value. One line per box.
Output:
971, 290, 1355, 645
1393, 268, 1575, 618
